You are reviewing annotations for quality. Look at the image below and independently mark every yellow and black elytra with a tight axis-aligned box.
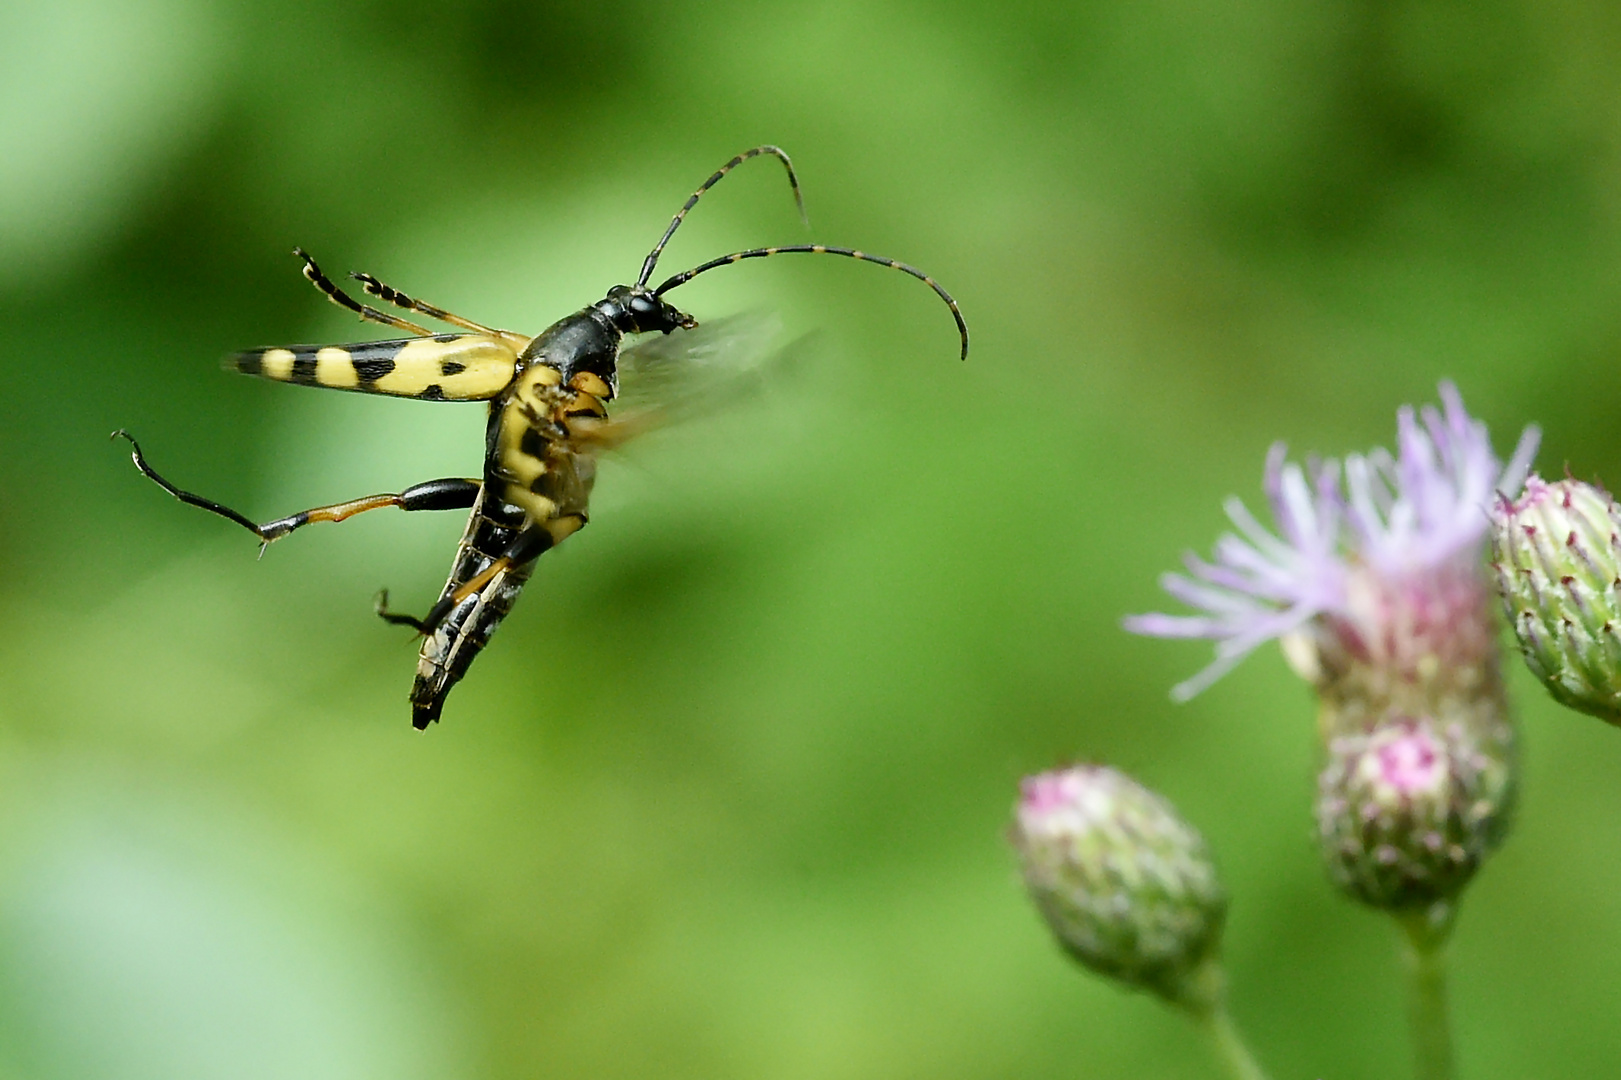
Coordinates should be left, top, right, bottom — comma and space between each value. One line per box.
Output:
118, 146, 968, 729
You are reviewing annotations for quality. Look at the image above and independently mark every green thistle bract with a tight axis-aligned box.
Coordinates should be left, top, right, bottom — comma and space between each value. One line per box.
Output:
1490, 475, 1621, 724
1012, 766, 1226, 1008
1317, 717, 1510, 910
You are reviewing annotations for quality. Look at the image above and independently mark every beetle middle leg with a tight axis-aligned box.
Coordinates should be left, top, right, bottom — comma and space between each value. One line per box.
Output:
115, 430, 480, 553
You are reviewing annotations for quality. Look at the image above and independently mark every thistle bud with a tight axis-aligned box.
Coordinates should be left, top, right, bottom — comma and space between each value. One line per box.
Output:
1317, 716, 1510, 910
1011, 766, 1226, 1008
1490, 475, 1621, 724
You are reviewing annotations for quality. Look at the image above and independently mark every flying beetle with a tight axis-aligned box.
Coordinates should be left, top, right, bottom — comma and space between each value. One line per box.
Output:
118, 146, 969, 729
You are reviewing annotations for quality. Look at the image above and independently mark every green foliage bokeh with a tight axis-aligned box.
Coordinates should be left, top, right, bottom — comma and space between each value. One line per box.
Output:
4, 1, 1621, 1077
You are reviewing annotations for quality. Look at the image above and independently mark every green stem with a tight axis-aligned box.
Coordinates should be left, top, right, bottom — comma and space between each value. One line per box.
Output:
1399, 903, 1457, 1080
1178, 961, 1271, 1080
1197, 1005, 1270, 1080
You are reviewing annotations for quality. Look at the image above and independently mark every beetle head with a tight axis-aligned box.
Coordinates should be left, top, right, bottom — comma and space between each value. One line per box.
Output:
600, 285, 695, 335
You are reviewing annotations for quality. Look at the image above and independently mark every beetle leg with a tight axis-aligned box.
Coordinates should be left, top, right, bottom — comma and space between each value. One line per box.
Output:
295, 249, 434, 335
348, 271, 509, 339
400, 515, 585, 636
374, 589, 431, 633
115, 430, 479, 554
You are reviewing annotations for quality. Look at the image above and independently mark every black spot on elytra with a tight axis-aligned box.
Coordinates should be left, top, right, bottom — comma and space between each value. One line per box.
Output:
419, 384, 446, 401
351, 357, 395, 387
441, 360, 467, 377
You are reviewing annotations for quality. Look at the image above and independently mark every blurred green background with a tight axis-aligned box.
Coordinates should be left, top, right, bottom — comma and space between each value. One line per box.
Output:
4, 1, 1621, 1077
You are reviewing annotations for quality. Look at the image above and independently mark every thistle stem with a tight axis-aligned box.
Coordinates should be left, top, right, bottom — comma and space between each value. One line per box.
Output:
1179, 961, 1271, 1080
1197, 1005, 1270, 1080
1399, 904, 1457, 1080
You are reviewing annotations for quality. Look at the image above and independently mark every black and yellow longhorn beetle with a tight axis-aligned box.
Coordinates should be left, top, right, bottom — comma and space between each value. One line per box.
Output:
118, 146, 968, 729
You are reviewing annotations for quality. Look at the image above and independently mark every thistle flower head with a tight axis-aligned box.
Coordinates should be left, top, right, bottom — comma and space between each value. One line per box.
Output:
1126, 382, 1539, 706
1491, 476, 1621, 724
1317, 715, 1511, 910
1011, 766, 1225, 1008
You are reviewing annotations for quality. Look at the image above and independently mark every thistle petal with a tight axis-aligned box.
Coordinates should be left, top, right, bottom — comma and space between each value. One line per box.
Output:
1128, 383, 1536, 699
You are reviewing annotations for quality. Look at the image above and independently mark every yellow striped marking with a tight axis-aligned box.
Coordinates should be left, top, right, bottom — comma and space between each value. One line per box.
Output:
315, 347, 358, 388
261, 348, 295, 380
372, 336, 518, 399
545, 514, 584, 544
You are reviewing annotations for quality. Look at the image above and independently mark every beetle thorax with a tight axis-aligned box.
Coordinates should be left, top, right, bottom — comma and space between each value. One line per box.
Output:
518, 306, 623, 388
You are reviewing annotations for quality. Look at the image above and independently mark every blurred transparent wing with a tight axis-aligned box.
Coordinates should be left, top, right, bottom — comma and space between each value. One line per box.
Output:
612, 310, 784, 414
572, 314, 815, 455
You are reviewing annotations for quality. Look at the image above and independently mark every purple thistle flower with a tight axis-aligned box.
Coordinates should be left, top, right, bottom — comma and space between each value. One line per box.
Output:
1127, 383, 1539, 702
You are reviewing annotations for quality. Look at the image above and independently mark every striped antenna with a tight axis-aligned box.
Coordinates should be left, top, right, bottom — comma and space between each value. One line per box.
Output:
636, 146, 807, 289
654, 245, 970, 361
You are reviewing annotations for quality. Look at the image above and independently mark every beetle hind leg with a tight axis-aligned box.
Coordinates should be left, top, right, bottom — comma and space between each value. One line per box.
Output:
256, 478, 483, 543
116, 430, 481, 551
115, 430, 271, 542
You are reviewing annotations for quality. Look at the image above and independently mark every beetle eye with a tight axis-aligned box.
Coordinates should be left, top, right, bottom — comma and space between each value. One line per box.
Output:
630, 294, 662, 327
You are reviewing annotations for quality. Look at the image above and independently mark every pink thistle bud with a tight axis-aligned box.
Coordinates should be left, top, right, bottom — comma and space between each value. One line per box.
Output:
1317, 717, 1510, 910
1011, 766, 1226, 1008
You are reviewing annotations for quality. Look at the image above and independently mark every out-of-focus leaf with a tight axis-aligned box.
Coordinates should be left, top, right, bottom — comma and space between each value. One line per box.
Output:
0, 0, 229, 288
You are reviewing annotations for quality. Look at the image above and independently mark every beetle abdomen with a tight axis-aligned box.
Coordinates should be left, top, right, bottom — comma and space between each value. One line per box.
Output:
410, 560, 534, 729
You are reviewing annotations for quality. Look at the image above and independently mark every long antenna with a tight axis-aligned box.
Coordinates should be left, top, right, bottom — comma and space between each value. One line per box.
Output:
636, 146, 807, 289
654, 244, 970, 361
